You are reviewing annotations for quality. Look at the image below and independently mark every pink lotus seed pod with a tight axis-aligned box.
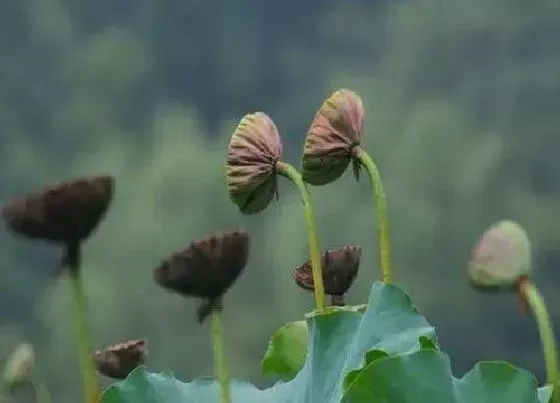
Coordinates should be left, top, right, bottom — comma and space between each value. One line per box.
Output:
302, 89, 364, 186
468, 219, 532, 292
226, 112, 283, 214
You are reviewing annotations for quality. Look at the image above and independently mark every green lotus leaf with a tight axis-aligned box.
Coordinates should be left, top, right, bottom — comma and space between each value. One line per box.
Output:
261, 303, 368, 380
261, 320, 308, 380
102, 282, 435, 402
101, 282, 549, 402
343, 349, 550, 403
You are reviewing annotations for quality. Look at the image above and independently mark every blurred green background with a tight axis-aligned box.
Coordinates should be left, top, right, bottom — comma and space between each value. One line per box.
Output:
1, 0, 560, 401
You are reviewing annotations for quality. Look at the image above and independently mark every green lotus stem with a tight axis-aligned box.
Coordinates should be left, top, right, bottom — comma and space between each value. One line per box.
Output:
211, 310, 231, 403
519, 279, 559, 397
277, 161, 326, 312
31, 377, 51, 403
353, 147, 393, 283
68, 270, 99, 403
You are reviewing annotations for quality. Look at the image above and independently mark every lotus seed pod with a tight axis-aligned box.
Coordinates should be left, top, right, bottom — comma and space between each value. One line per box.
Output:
226, 112, 283, 214
468, 219, 532, 292
153, 229, 250, 323
2, 175, 115, 271
292, 245, 361, 300
2, 343, 34, 391
93, 339, 148, 380
302, 89, 364, 186
2, 175, 114, 245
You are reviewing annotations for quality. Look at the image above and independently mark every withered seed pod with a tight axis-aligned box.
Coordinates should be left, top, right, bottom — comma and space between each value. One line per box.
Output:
2, 175, 114, 270
153, 229, 250, 323
93, 339, 148, 380
292, 245, 361, 305
302, 89, 365, 186
226, 112, 283, 214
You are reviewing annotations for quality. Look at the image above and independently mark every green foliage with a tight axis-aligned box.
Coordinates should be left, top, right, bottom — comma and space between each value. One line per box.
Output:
261, 303, 370, 381
260, 320, 307, 380
344, 351, 549, 403
101, 282, 552, 402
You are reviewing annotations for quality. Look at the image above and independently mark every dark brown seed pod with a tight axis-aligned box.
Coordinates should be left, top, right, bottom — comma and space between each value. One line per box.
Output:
2, 175, 114, 244
153, 229, 250, 323
302, 89, 365, 186
226, 112, 283, 214
292, 245, 361, 305
2, 175, 114, 269
93, 339, 148, 380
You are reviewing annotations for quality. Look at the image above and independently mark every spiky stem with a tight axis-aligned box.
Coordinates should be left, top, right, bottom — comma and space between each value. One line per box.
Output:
518, 278, 559, 400
277, 161, 326, 312
353, 147, 393, 283
67, 256, 99, 403
210, 309, 231, 403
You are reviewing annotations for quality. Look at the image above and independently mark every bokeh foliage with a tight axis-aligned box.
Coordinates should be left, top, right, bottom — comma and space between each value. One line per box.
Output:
1, 0, 560, 402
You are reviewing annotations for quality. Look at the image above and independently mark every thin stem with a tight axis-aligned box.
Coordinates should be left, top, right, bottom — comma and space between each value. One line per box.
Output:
68, 271, 99, 403
353, 147, 393, 283
30, 377, 51, 403
277, 161, 326, 312
519, 279, 559, 395
211, 310, 231, 403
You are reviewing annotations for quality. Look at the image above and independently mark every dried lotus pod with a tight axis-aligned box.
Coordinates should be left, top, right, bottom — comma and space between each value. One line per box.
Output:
93, 339, 148, 380
2, 175, 114, 271
293, 245, 361, 305
2, 175, 114, 244
302, 89, 365, 186
153, 229, 250, 323
226, 112, 283, 214
468, 219, 532, 292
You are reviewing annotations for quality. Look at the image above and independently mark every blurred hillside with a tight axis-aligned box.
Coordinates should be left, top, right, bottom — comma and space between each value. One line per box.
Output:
1, 0, 560, 402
